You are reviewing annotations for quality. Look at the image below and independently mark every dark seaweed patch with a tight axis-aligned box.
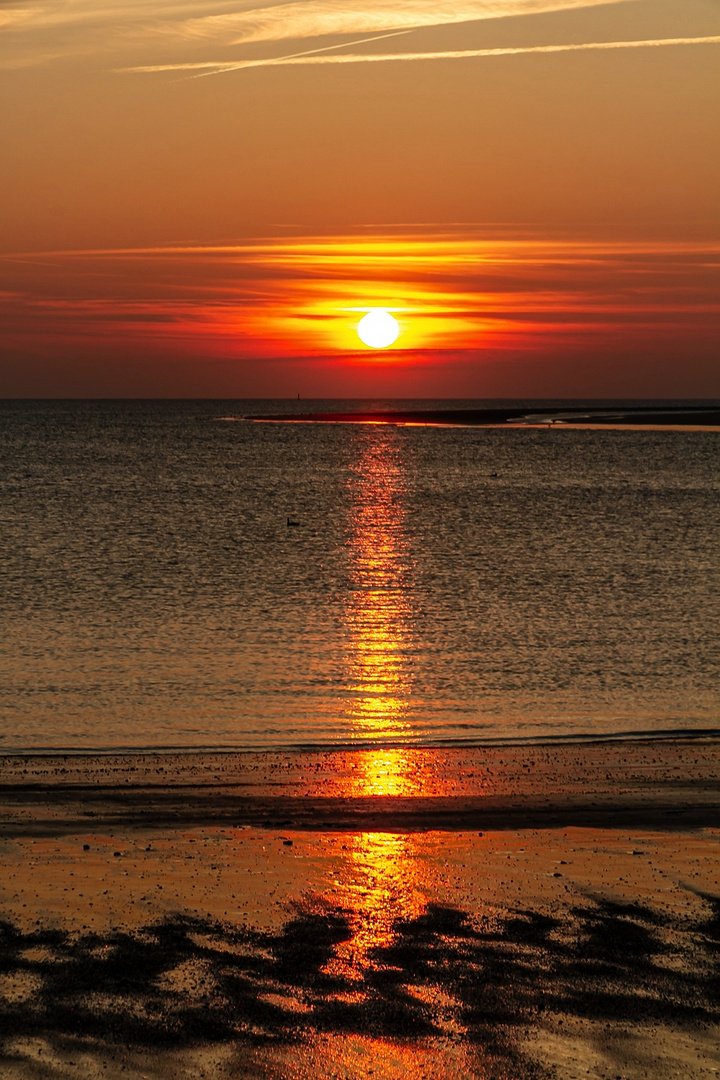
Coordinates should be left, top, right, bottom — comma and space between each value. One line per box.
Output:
0, 897, 718, 1076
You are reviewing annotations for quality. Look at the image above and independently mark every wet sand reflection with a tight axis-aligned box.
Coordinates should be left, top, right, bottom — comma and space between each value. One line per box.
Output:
326, 831, 426, 977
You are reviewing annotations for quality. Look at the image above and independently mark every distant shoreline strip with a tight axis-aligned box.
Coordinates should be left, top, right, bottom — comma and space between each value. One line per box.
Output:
243, 406, 720, 428
1, 728, 719, 757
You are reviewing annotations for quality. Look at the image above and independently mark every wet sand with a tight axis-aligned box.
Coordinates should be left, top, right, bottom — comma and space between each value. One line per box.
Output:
1, 739, 719, 1079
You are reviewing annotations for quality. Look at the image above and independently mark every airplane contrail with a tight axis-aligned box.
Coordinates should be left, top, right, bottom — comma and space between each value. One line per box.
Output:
123, 34, 720, 76
122, 29, 414, 75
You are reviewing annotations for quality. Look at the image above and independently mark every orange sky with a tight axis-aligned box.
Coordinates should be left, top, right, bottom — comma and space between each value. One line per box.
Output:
1, 0, 718, 397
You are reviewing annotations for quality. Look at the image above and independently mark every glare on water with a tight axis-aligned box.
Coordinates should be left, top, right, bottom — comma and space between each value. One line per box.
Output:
0, 399, 717, 750
343, 428, 414, 742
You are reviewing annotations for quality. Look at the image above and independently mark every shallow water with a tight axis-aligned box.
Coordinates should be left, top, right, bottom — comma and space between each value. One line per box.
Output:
0, 400, 718, 750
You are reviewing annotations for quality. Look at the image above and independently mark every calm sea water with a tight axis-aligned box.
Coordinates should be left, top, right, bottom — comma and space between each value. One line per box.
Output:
0, 400, 718, 751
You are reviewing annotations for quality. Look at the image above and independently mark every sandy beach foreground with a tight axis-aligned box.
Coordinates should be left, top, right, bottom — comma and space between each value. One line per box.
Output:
1, 739, 718, 1080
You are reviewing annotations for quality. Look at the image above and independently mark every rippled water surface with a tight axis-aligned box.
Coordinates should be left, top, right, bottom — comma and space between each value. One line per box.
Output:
0, 400, 718, 750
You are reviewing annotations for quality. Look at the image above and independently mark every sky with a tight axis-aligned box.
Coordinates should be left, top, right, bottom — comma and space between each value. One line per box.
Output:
1, 0, 718, 398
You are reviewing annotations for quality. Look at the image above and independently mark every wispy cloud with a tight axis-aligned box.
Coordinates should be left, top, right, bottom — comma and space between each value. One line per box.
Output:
178, 0, 630, 45
9, 0, 718, 79
1, 0, 634, 68
1, 0, 630, 38
2, 233, 718, 367
121, 35, 720, 76
0, 1, 198, 33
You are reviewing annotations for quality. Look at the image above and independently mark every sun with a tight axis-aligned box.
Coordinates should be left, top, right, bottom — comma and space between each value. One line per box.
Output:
357, 310, 400, 349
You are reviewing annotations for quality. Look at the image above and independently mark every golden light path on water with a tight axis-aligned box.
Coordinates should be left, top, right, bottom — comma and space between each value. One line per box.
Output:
292, 427, 479, 1075
343, 425, 414, 750
329, 427, 429, 990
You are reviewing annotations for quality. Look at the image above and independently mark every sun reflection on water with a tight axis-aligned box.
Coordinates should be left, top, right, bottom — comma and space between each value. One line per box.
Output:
351, 747, 418, 797
327, 430, 430, 976
305, 426, 456, 1058
344, 427, 415, 742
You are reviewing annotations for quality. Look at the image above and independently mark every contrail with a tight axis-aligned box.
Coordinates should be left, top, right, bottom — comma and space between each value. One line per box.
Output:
122, 29, 414, 75
124, 34, 720, 75
292, 34, 720, 66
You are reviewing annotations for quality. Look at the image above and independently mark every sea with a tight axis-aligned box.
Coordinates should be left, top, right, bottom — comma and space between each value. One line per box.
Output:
0, 399, 718, 753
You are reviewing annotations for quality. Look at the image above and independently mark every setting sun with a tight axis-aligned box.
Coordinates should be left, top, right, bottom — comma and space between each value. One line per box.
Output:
357, 309, 400, 349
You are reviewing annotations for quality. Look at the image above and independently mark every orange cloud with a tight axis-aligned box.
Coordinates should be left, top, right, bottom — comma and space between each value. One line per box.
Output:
1, 231, 718, 391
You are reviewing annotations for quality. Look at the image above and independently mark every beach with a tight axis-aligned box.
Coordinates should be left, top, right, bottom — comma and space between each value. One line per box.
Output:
1, 738, 718, 1079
